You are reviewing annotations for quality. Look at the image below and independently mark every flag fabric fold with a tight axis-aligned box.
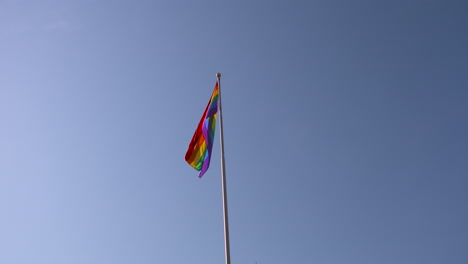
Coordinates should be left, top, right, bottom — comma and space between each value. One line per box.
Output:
185, 82, 219, 177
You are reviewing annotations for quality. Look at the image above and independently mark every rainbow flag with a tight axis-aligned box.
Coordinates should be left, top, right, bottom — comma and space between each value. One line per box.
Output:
185, 82, 219, 177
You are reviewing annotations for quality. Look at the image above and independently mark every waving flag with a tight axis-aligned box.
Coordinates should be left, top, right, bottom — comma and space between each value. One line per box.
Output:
185, 82, 219, 177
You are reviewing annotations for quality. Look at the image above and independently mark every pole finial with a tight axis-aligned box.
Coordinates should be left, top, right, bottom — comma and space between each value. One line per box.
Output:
216, 73, 221, 78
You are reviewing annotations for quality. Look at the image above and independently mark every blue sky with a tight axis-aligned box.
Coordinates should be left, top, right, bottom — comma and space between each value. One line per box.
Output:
1, 1, 467, 263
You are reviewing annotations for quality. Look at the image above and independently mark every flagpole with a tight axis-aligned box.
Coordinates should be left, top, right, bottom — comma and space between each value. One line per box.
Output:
217, 73, 231, 264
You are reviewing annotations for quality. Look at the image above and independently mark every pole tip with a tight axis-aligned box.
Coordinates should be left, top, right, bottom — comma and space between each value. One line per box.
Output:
216, 73, 221, 77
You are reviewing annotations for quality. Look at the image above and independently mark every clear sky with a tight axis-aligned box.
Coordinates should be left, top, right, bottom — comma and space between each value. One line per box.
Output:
1, 1, 467, 263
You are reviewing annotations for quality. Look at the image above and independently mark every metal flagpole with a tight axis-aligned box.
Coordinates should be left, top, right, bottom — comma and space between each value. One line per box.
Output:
216, 73, 231, 264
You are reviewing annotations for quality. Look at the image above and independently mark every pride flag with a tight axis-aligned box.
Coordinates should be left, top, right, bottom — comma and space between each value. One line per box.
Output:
185, 82, 219, 177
